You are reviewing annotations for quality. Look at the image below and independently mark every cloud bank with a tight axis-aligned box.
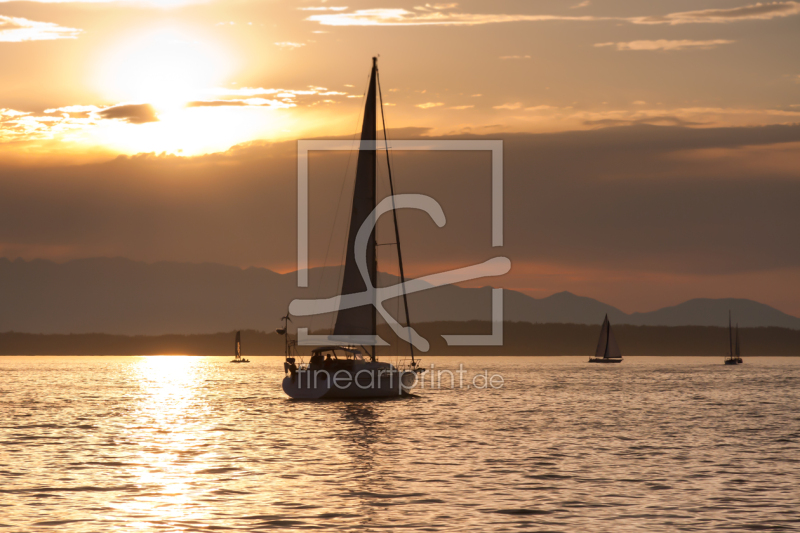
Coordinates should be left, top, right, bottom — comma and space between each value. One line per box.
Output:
306, 8, 604, 26
307, 2, 800, 26
0, 15, 81, 42
1, 125, 799, 314
595, 39, 735, 51
634, 1, 800, 25
186, 99, 294, 109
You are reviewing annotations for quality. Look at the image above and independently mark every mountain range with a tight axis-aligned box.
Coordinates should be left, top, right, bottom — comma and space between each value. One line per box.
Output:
1, 257, 799, 335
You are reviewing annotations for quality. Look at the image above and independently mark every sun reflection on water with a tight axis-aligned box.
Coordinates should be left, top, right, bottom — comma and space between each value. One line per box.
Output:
3, 357, 800, 531
112, 356, 221, 529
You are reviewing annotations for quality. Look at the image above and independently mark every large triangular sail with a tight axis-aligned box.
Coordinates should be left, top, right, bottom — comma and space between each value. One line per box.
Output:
333, 59, 378, 342
735, 324, 740, 357
594, 316, 609, 359
235, 331, 241, 358
594, 314, 622, 359
605, 321, 622, 359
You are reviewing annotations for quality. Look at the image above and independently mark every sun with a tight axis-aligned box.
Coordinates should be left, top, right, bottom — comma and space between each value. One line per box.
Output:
93, 26, 235, 112
87, 25, 280, 155
84, 24, 344, 156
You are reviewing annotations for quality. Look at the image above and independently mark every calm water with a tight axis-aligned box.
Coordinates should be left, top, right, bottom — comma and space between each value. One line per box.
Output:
1, 356, 799, 532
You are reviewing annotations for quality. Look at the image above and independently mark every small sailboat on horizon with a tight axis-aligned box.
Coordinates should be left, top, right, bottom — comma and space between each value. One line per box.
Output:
724, 311, 743, 365
231, 331, 250, 363
589, 314, 623, 363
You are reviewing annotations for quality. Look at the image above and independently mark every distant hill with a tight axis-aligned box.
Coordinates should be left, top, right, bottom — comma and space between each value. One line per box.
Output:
1, 257, 799, 335
624, 298, 800, 329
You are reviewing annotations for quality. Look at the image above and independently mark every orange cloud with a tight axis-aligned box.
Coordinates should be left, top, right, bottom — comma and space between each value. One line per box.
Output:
633, 1, 800, 25
308, 2, 800, 26
595, 39, 735, 51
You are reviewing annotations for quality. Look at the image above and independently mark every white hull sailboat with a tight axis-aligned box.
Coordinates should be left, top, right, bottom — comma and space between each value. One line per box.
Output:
282, 58, 422, 399
283, 346, 417, 400
589, 314, 623, 363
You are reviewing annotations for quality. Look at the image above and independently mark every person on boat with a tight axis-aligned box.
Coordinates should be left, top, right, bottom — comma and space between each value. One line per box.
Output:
324, 353, 333, 368
310, 352, 324, 367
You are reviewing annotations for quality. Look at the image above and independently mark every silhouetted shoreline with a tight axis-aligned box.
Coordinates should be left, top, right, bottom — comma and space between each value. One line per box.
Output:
2, 322, 799, 356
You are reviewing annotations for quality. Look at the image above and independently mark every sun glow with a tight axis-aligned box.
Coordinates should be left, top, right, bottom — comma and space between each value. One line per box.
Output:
87, 26, 289, 154
76, 25, 359, 155
86, 106, 299, 155
94, 27, 235, 110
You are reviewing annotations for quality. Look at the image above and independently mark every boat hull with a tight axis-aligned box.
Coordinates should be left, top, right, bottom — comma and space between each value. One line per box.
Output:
588, 358, 623, 363
282, 364, 417, 399
724, 359, 742, 365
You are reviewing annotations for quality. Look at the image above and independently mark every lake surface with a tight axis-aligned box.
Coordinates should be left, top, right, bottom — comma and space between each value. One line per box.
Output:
1, 356, 799, 532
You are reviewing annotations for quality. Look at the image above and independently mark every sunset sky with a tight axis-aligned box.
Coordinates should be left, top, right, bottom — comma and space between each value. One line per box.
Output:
1, 0, 799, 317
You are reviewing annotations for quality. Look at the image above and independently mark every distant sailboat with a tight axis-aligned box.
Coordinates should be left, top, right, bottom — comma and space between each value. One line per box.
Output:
231, 331, 250, 363
589, 314, 623, 363
725, 312, 743, 365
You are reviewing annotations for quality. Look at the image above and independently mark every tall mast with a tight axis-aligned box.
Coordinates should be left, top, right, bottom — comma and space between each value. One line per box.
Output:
280, 313, 292, 357
377, 64, 416, 366
729, 311, 733, 360
372, 59, 378, 362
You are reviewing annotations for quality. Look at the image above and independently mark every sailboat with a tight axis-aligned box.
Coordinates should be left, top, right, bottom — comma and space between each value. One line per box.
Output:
724, 311, 743, 365
282, 58, 421, 399
230, 331, 250, 363
588, 314, 623, 363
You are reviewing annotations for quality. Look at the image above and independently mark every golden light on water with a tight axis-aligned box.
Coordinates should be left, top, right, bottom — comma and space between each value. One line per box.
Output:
3, 356, 800, 530
115, 356, 216, 527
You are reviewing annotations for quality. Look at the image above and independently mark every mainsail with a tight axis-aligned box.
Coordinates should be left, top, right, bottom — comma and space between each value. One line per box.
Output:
235, 331, 241, 358
333, 59, 378, 341
735, 323, 740, 358
594, 314, 622, 359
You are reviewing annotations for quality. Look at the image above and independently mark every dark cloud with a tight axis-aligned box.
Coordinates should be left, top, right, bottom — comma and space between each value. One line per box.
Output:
0, 123, 799, 281
97, 103, 158, 124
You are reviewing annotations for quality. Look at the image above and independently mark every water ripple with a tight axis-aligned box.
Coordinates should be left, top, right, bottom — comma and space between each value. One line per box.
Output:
1, 355, 799, 532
